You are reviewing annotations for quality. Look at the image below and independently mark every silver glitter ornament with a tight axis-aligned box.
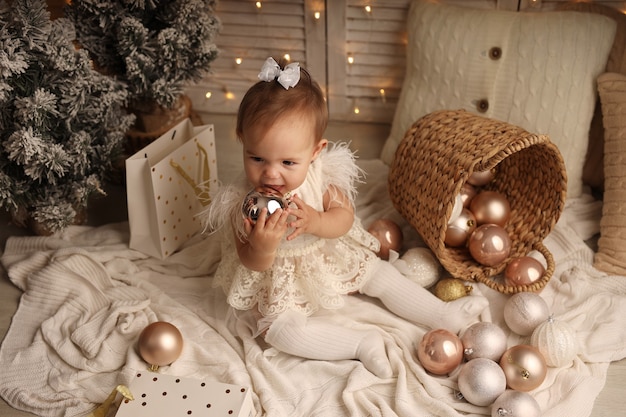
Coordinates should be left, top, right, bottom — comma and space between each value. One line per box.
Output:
458, 358, 507, 406
503, 292, 550, 336
461, 322, 508, 362
491, 389, 541, 417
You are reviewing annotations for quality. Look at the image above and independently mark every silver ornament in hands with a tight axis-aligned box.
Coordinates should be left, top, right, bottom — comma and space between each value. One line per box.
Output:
242, 187, 290, 223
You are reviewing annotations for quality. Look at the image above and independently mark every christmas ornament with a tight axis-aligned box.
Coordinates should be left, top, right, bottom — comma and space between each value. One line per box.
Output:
445, 208, 476, 247
417, 329, 464, 375
138, 322, 184, 371
449, 193, 464, 223
242, 187, 288, 223
461, 322, 507, 362
530, 316, 578, 367
468, 224, 511, 266
504, 256, 545, 288
499, 345, 547, 391
468, 169, 496, 186
491, 389, 541, 417
469, 191, 511, 227
457, 358, 507, 406
460, 183, 477, 208
433, 278, 473, 301
368, 219, 403, 260
503, 292, 550, 336
397, 247, 441, 288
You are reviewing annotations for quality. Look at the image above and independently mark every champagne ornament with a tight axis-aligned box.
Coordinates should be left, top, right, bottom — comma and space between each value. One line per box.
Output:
417, 329, 464, 375
499, 345, 547, 392
445, 208, 476, 247
467, 168, 496, 186
368, 218, 403, 260
138, 321, 184, 371
503, 292, 550, 336
461, 322, 507, 362
468, 224, 511, 266
530, 315, 578, 367
504, 256, 545, 288
469, 191, 511, 227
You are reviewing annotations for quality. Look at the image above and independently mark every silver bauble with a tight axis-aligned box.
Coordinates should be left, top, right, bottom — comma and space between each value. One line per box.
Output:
461, 322, 507, 362
503, 292, 550, 336
458, 358, 507, 406
491, 390, 541, 417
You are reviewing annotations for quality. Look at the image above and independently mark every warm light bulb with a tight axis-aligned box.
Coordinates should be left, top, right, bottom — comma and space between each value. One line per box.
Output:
379, 88, 386, 103
314, 11, 321, 20
225, 90, 235, 100
283, 53, 291, 62
205, 91, 212, 99
347, 55, 354, 64
235, 57, 242, 65
353, 106, 360, 114
255, 1, 262, 9
364, 5, 372, 13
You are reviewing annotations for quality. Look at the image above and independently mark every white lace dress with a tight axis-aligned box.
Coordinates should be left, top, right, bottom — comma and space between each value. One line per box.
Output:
204, 143, 381, 329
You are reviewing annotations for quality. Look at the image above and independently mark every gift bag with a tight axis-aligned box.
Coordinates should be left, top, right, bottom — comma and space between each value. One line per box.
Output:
126, 118, 218, 258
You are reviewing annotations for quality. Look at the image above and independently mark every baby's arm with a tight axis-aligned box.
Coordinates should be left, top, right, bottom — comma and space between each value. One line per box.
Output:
286, 185, 354, 241
235, 207, 290, 271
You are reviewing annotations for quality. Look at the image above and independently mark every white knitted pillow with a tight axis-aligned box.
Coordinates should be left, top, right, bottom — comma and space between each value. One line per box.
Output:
380, 1, 616, 198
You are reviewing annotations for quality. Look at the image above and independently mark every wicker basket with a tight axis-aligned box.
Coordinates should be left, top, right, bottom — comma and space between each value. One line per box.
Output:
388, 110, 567, 294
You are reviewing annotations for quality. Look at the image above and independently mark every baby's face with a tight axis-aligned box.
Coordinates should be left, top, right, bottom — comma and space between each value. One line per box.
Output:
241, 112, 326, 196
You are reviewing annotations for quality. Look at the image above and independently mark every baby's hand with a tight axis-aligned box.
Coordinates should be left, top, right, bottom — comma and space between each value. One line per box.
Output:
245, 207, 290, 252
286, 194, 322, 240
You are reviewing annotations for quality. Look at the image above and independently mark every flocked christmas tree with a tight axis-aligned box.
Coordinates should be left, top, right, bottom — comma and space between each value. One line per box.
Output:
66, 0, 220, 110
0, 0, 135, 234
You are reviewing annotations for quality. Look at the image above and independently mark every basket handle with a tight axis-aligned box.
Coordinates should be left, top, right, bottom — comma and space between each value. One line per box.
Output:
474, 241, 554, 294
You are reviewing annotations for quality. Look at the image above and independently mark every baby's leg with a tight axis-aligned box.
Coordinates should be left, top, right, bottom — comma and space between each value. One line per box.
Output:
265, 311, 392, 378
361, 261, 488, 334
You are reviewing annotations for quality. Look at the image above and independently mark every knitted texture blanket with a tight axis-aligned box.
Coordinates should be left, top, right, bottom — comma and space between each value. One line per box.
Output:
1, 160, 626, 417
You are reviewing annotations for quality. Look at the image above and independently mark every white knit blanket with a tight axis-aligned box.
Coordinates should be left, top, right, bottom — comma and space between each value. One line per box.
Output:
1, 159, 626, 417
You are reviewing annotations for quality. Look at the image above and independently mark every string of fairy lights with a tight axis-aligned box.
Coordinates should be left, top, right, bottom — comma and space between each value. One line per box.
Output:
203, 1, 388, 116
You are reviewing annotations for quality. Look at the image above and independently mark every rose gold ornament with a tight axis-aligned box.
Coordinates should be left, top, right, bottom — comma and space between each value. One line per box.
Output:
461, 322, 507, 362
458, 358, 507, 406
499, 345, 547, 392
445, 208, 476, 247
138, 321, 184, 371
503, 292, 550, 336
460, 183, 477, 208
469, 191, 511, 226
367, 218, 403, 260
417, 329, 464, 375
468, 224, 511, 266
433, 277, 473, 301
530, 316, 578, 368
491, 389, 541, 417
504, 256, 545, 288
468, 169, 496, 186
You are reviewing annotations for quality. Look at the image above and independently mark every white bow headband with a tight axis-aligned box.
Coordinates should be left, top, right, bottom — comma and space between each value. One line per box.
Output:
258, 57, 301, 90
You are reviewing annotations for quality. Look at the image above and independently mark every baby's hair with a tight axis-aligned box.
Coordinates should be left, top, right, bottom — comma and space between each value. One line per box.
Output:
236, 57, 328, 143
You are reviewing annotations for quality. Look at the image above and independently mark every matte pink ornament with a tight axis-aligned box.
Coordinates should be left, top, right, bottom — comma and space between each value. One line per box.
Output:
445, 208, 476, 247
469, 191, 511, 226
458, 358, 507, 406
367, 218, 403, 260
499, 345, 547, 392
505, 256, 545, 288
468, 224, 511, 266
467, 169, 495, 186
417, 329, 464, 375
138, 321, 184, 370
461, 322, 507, 362
503, 292, 550, 336
492, 390, 541, 417
460, 183, 477, 208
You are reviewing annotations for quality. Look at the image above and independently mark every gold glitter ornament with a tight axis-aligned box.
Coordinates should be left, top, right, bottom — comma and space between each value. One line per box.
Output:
433, 278, 473, 301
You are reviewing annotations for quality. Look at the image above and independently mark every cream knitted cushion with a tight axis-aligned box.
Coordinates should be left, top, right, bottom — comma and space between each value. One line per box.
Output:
595, 72, 626, 275
380, 0, 616, 198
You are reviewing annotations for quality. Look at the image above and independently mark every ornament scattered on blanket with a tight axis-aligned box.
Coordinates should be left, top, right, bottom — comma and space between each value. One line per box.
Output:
468, 224, 511, 266
457, 357, 507, 406
469, 191, 511, 227
367, 218, 403, 260
491, 389, 541, 417
417, 328, 464, 375
467, 168, 496, 186
499, 345, 547, 392
242, 187, 290, 223
445, 208, 476, 247
433, 277, 473, 301
503, 292, 550, 336
461, 322, 507, 362
504, 256, 545, 289
138, 321, 184, 371
392, 247, 441, 287
530, 315, 578, 368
